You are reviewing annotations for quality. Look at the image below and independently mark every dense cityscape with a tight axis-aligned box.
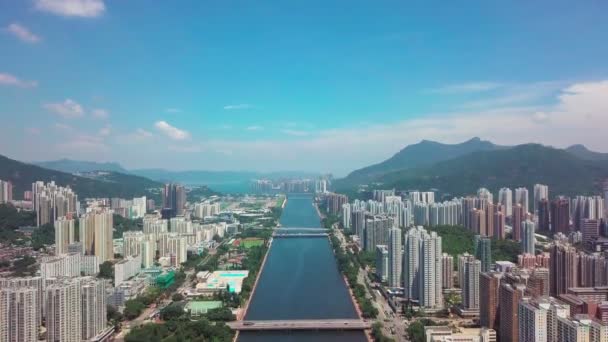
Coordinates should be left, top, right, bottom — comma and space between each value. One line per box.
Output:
2, 171, 608, 341
3, 1, 608, 342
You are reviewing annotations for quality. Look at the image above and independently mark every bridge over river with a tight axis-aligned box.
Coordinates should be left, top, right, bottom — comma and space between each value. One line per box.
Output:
272, 227, 329, 238
227, 319, 372, 331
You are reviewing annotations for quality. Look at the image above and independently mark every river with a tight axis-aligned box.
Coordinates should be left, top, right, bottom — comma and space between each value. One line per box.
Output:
238, 193, 367, 341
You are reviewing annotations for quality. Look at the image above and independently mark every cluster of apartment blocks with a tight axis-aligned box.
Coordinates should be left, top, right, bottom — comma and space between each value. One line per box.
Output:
0, 274, 108, 341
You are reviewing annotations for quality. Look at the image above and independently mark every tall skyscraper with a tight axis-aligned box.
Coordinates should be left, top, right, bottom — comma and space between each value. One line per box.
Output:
480, 271, 503, 331
442, 253, 454, 289
80, 278, 107, 340
162, 183, 186, 217
474, 235, 492, 272
342, 203, 351, 229
376, 245, 389, 283
494, 210, 506, 239
404, 226, 443, 309
462, 259, 481, 311
550, 242, 579, 297
79, 210, 114, 263
0, 180, 12, 203
46, 279, 82, 342
512, 204, 525, 241
515, 187, 529, 214
419, 229, 443, 310
0, 287, 39, 342
388, 228, 402, 288
522, 220, 536, 254
538, 199, 550, 232
54, 217, 75, 255
499, 188, 513, 217
499, 283, 526, 342
533, 184, 549, 214
518, 298, 548, 342
551, 197, 570, 234
32, 181, 78, 227
581, 219, 599, 247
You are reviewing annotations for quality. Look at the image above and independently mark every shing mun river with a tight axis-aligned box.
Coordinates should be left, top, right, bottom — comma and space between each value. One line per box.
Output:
238, 193, 367, 342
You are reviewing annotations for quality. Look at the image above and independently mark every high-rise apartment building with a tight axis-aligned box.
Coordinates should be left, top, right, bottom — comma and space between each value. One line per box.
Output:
32, 181, 79, 227
79, 210, 113, 263
550, 242, 579, 297
538, 199, 550, 232
462, 259, 481, 312
515, 187, 529, 214
404, 226, 443, 310
480, 271, 503, 331
162, 183, 186, 217
80, 278, 107, 340
342, 203, 351, 229
46, 279, 82, 342
0, 287, 38, 342
499, 283, 526, 342
582, 219, 599, 247
518, 298, 548, 342
522, 220, 536, 254
494, 210, 506, 239
0, 180, 12, 203
512, 204, 525, 241
388, 228, 402, 288
375, 245, 389, 282
499, 188, 513, 217
551, 197, 571, 234
54, 216, 75, 255
442, 253, 454, 289
534, 184, 549, 214
474, 235, 492, 272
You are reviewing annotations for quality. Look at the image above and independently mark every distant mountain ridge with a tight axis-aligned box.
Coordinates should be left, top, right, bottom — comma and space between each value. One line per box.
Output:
565, 144, 608, 161
336, 141, 608, 198
0, 155, 161, 200
344, 137, 502, 183
35, 159, 129, 174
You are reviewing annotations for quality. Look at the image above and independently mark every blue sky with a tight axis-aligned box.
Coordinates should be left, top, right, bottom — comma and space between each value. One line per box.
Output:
1, 0, 608, 175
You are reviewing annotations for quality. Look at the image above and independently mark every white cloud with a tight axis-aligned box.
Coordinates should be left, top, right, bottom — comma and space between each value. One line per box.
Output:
166, 108, 181, 113
281, 129, 310, 137
0, 73, 38, 88
430, 82, 503, 94
91, 108, 109, 119
6, 23, 41, 43
34, 0, 106, 17
155, 121, 190, 140
224, 104, 253, 110
44, 99, 84, 118
246, 125, 263, 131
98, 125, 111, 136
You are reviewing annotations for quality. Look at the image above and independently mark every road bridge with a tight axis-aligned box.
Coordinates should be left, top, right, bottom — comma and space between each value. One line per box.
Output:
227, 319, 372, 331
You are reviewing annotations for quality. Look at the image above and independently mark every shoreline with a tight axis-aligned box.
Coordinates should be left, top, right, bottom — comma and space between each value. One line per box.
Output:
233, 238, 273, 342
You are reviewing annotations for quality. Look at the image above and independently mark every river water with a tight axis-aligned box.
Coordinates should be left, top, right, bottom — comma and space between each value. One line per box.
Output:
238, 194, 367, 341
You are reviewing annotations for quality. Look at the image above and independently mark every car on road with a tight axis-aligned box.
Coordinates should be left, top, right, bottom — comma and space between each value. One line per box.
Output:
243, 321, 255, 326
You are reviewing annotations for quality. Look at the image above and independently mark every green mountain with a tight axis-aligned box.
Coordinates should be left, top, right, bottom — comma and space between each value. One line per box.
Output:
343, 137, 500, 183
34, 159, 129, 174
565, 144, 608, 161
0, 154, 161, 200
356, 144, 608, 198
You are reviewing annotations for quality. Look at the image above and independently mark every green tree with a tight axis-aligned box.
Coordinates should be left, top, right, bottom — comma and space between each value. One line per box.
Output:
98, 261, 114, 280
123, 299, 146, 320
